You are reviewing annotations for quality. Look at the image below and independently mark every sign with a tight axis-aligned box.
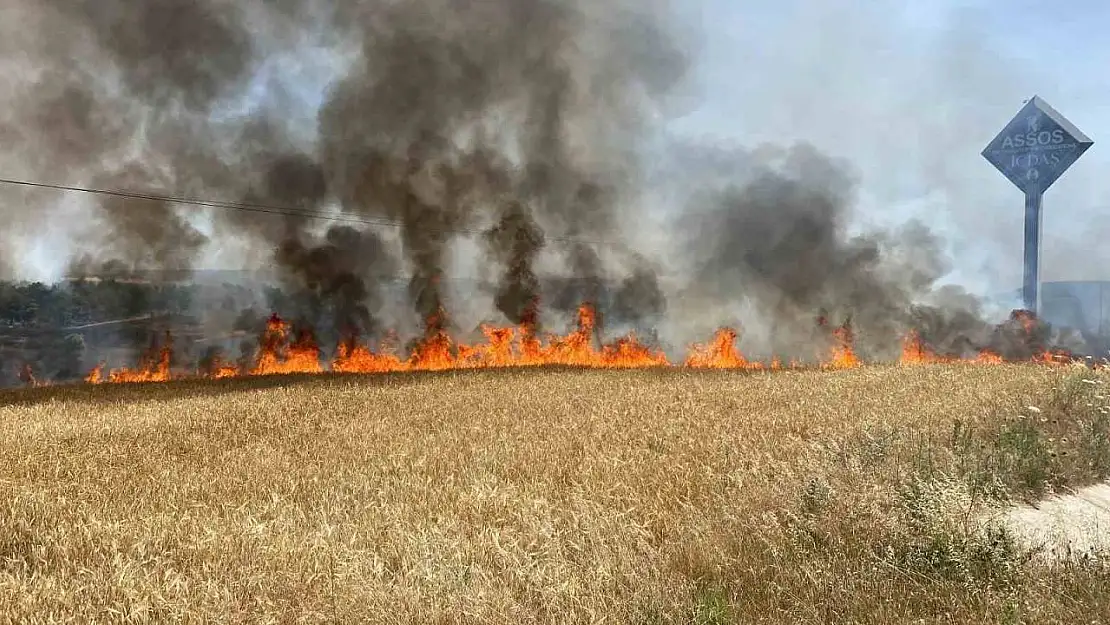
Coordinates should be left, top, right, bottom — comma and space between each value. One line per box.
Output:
982, 96, 1092, 194
982, 96, 1092, 315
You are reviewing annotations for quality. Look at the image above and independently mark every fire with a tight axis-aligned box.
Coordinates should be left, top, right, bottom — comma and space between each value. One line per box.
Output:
19, 364, 42, 387
685, 328, 761, 369
900, 330, 932, 364
1034, 350, 1072, 366
897, 309, 1059, 366
601, 335, 670, 368
899, 330, 953, 364
78, 301, 1080, 386
331, 303, 668, 372
1011, 309, 1038, 334
825, 322, 861, 370
83, 364, 103, 384
86, 331, 174, 383
251, 314, 323, 376
208, 359, 241, 378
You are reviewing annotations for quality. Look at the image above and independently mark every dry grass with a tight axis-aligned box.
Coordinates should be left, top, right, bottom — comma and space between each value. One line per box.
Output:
0, 364, 1108, 624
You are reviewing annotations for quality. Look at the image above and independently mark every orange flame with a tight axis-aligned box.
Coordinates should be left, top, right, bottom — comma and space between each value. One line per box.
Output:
80, 301, 1078, 385
685, 328, 760, 369
86, 332, 173, 384
84, 364, 103, 384
331, 303, 668, 372
974, 350, 1004, 364
899, 331, 1010, 366
251, 314, 323, 376
824, 322, 860, 370
900, 330, 947, 364
207, 358, 241, 379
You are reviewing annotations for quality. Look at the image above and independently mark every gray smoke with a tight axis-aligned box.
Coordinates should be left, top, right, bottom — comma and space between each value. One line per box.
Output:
673, 143, 994, 361
0, 0, 1080, 374
0, 0, 688, 346
67, 166, 210, 278
315, 0, 686, 335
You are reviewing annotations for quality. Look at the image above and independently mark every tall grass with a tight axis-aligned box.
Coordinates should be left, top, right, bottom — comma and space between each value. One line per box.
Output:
0, 364, 1107, 624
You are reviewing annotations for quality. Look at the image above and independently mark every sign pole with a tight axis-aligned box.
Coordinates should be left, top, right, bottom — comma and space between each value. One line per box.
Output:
1022, 187, 1043, 314
982, 95, 1092, 316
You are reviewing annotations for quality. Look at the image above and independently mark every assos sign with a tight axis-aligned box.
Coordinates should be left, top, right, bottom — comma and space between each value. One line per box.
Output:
982, 96, 1092, 194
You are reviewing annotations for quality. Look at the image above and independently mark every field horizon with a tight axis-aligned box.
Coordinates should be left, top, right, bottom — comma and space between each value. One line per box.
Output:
2, 364, 1109, 623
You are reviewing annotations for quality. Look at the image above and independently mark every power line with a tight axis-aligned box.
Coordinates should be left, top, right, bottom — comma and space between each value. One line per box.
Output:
0, 176, 609, 245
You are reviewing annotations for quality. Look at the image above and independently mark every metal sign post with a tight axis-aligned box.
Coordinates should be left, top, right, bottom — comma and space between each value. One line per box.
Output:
982, 95, 1092, 314
1023, 187, 1043, 313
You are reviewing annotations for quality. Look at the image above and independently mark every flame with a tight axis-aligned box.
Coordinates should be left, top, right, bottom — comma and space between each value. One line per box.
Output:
250, 314, 324, 376
331, 303, 668, 372
86, 332, 173, 384
207, 358, 240, 379
899, 330, 950, 364
79, 301, 1080, 386
1034, 350, 1072, 366
974, 350, 1005, 364
84, 364, 103, 384
19, 364, 40, 387
824, 322, 860, 370
685, 328, 760, 369
897, 332, 1012, 366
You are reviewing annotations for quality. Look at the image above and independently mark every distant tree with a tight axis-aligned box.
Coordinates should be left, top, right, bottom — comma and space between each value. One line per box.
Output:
0, 284, 35, 325
0, 284, 24, 324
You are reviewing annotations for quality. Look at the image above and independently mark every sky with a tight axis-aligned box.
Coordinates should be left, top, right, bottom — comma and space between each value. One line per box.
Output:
664, 0, 1110, 289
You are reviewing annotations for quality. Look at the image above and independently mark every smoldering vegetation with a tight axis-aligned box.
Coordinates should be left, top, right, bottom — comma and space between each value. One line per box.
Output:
0, 0, 1084, 382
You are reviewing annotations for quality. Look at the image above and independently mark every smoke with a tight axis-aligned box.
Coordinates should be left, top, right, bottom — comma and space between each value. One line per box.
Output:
485, 200, 545, 326
0, 0, 1096, 377
315, 0, 686, 335
274, 224, 396, 345
0, 0, 686, 341
661, 141, 1054, 361
67, 166, 210, 278
672, 1, 1104, 285
670, 145, 909, 357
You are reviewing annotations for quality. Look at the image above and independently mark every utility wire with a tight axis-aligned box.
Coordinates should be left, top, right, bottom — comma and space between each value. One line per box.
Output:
0, 176, 609, 246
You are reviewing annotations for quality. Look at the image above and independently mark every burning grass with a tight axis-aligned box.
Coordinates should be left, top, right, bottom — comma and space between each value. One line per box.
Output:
1, 364, 1109, 623
71, 303, 1072, 388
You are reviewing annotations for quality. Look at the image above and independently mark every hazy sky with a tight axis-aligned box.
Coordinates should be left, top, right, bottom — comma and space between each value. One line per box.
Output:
666, 0, 1109, 288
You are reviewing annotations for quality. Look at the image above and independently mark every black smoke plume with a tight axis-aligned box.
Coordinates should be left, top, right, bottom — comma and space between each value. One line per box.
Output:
485, 201, 545, 326
274, 225, 396, 346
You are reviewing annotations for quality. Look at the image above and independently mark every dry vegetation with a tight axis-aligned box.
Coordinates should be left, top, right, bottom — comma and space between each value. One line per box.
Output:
1, 364, 1109, 624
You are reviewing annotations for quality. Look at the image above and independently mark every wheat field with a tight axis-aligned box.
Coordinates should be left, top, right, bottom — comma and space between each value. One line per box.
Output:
1, 365, 1108, 624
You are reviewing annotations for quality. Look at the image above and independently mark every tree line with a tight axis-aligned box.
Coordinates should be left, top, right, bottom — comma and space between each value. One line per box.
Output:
0, 279, 196, 329
0, 279, 209, 386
